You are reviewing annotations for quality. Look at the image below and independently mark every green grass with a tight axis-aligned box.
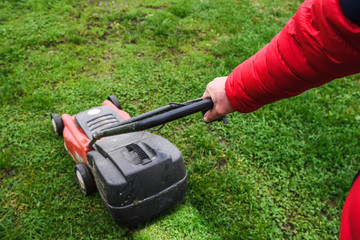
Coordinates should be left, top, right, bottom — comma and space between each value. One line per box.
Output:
1, 0, 359, 239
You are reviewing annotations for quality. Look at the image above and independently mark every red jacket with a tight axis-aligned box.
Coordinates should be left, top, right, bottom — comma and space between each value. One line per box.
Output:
225, 0, 360, 113
341, 176, 360, 240
224, 0, 360, 239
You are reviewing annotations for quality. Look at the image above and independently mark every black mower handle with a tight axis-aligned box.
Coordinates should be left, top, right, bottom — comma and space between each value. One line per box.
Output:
88, 98, 227, 147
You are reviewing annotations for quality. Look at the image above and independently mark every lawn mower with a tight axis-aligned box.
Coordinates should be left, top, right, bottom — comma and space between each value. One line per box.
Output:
51, 95, 226, 226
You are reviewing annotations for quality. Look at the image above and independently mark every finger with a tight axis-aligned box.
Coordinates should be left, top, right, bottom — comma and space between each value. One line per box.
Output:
203, 109, 221, 122
203, 110, 211, 122
202, 89, 211, 100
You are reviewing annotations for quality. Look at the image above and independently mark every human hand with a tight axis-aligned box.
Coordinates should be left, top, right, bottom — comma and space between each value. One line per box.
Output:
202, 76, 235, 122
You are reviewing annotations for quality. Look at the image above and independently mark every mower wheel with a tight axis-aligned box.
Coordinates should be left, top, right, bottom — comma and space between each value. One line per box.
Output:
51, 113, 64, 136
74, 163, 96, 196
108, 95, 122, 109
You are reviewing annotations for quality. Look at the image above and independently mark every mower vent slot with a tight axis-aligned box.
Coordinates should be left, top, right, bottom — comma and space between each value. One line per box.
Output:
126, 143, 152, 165
87, 114, 120, 135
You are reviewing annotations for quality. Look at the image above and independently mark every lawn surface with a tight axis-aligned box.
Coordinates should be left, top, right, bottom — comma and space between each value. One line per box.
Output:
1, 0, 359, 239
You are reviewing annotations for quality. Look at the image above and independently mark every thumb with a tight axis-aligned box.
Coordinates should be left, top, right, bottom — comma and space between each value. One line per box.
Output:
203, 108, 221, 122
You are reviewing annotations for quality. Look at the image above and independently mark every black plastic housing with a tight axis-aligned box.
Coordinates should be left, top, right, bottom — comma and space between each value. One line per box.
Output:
87, 131, 187, 226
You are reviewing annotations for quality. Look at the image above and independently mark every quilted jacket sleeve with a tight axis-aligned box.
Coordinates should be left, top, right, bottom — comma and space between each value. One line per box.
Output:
225, 0, 360, 113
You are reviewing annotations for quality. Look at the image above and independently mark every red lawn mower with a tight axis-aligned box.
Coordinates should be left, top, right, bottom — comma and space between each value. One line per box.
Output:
51, 95, 226, 226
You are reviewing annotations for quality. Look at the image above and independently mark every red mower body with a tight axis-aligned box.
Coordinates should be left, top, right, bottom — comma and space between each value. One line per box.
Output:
61, 100, 131, 165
